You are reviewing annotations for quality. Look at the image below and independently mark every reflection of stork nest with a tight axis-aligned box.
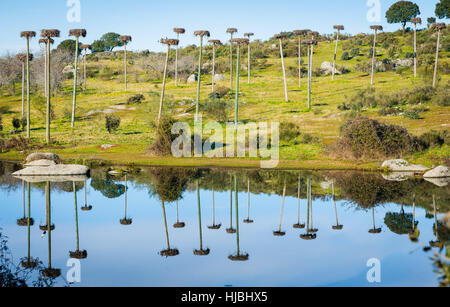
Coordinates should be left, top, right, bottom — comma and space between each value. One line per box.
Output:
120, 219, 133, 226
244, 219, 254, 224
69, 250, 88, 259
273, 231, 286, 237
408, 232, 419, 243
194, 249, 211, 256
300, 233, 317, 240
173, 222, 186, 229
159, 249, 179, 257
21, 258, 39, 269
226, 228, 236, 234
293, 223, 305, 229
40, 224, 55, 231
81, 205, 93, 211
208, 224, 222, 230
369, 228, 382, 234
228, 254, 249, 261
41, 268, 61, 278
17, 218, 34, 226
332, 225, 344, 230
310, 228, 319, 233
429, 240, 442, 248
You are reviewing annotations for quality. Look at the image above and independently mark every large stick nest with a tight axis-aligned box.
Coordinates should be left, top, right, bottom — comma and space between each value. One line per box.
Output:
69, 29, 87, 37
230, 38, 249, 45
69, 250, 88, 259
332, 225, 344, 230
273, 231, 286, 237
308, 31, 319, 37
369, 228, 382, 234
226, 228, 236, 234
17, 217, 34, 226
120, 35, 132, 42
20, 31, 36, 38
173, 28, 186, 34
194, 248, 210, 256
120, 218, 133, 225
410, 17, 422, 24
293, 223, 305, 229
430, 23, 446, 30
194, 30, 210, 37
208, 224, 222, 230
226, 28, 238, 34
243, 219, 254, 224
39, 38, 54, 45
274, 33, 287, 39
80, 44, 92, 50
301, 39, 318, 45
16, 53, 34, 63
41, 29, 60, 38
160, 38, 179, 46
370, 25, 383, 31
244, 32, 254, 37
293, 30, 308, 35
39, 224, 55, 231
160, 249, 180, 257
81, 205, 93, 211
173, 222, 186, 228
300, 233, 317, 240
228, 254, 249, 261
208, 39, 222, 45
21, 258, 39, 269
333, 25, 345, 30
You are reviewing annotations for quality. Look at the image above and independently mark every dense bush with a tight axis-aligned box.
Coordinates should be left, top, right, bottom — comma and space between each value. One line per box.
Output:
341, 52, 350, 61
105, 115, 120, 133
419, 130, 450, 148
334, 116, 422, 159
149, 117, 177, 156
279, 122, 319, 145
350, 48, 360, 58
432, 85, 449, 107
0, 136, 30, 153
403, 109, 421, 120
12, 118, 20, 131
208, 86, 230, 99
202, 98, 229, 123
127, 94, 145, 104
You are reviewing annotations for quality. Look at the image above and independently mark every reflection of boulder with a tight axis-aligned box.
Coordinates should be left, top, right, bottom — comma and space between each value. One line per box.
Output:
425, 177, 449, 187
424, 166, 450, 178
13, 165, 89, 177
382, 172, 414, 182
26, 153, 61, 164
382, 160, 428, 172
14, 175, 88, 183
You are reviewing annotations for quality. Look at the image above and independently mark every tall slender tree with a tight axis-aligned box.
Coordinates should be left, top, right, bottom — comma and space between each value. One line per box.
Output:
370, 25, 383, 86
302, 39, 318, 110
158, 38, 179, 123
332, 25, 344, 81
194, 30, 210, 121
293, 30, 308, 88
308, 31, 319, 87
39, 38, 54, 98
230, 38, 249, 131
430, 23, 446, 88
173, 28, 185, 87
80, 44, 91, 91
274, 34, 289, 102
15, 54, 33, 119
244, 33, 254, 84
410, 18, 422, 78
120, 35, 132, 91
226, 28, 238, 90
20, 31, 36, 139
208, 40, 222, 93
69, 29, 87, 128
40, 29, 60, 144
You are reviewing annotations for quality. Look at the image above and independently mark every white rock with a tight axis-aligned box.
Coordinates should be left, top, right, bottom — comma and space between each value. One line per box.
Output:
13, 165, 89, 176
382, 172, 414, 182
213, 74, 225, 82
382, 159, 429, 172
320, 61, 341, 75
424, 166, 450, 178
187, 74, 197, 84
14, 175, 88, 183
425, 177, 449, 187
26, 153, 61, 163
25, 160, 56, 167
393, 59, 413, 67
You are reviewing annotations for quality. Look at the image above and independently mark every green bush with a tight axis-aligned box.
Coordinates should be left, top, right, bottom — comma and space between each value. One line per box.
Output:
350, 48, 360, 58
127, 94, 145, 104
202, 98, 229, 123
432, 85, 449, 107
105, 115, 120, 133
149, 117, 177, 156
419, 130, 450, 148
280, 122, 301, 143
341, 52, 350, 61
403, 109, 420, 120
12, 118, 20, 131
208, 86, 230, 99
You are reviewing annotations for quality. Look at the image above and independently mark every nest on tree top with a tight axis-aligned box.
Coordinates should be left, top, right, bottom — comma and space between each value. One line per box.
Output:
332, 225, 344, 230
273, 231, 286, 237
39, 38, 54, 45
194, 30, 210, 37
17, 218, 34, 226
16, 53, 34, 63
308, 31, 319, 37
301, 39, 318, 45
430, 23, 446, 31
208, 39, 222, 45
160, 38, 179, 46
370, 25, 383, 31
226, 28, 238, 34
40, 224, 55, 231
173, 222, 186, 228
120, 35, 132, 43
80, 44, 92, 50
20, 31, 36, 38
244, 33, 254, 38
293, 223, 305, 229
69, 29, 87, 38
293, 30, 308, 36
274, 33, 287, 39
333, 25, 345, 31
410, 17, 422, 24
41, 29, 60, 38
230, 38, 249, 45
173, 28, 186, 34
300, 233, 317, 240
120, 218, 133, 226
369, 228, 382, 234
21, 258, 39, 269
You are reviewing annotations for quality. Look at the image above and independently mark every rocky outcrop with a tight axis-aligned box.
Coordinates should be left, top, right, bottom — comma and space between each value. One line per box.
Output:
320, 62, 341, 75
13, 165, 89, 177
382, 159, 429, 172
187, 74, 197, 84
424, 166, 450, 178
26, 153, 61, 164
424, 177, 449, 187
25, 160, 56, 167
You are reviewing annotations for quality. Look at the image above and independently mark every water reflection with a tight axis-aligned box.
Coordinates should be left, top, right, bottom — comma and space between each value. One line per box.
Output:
0, 163, 448, 287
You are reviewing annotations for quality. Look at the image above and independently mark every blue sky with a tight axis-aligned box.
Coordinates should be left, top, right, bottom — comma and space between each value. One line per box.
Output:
0, 0, 445, 54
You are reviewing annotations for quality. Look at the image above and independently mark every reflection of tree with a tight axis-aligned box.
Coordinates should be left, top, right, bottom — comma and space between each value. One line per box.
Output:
159, 200, 179, 257
173, 200, 186, 229
149, 168, 193, 203
226, 175, 236, 234
208, 190, 221, 230
21, 182, 38, 269
70, 182, 87, 259
194, 179, 210, 256
229, 175, 249, 261
301, 178, 317, 240
273, 182, 286, 237
293, 176, 305, 229
332, 183, 343, 230
91, 178, 125, 199
120, 175, 132, 226
243, 179, 254, 224
81, 180, 92, 211
369, 207, 382, 234
384, 200, 418, 236
17, 181, 34, 226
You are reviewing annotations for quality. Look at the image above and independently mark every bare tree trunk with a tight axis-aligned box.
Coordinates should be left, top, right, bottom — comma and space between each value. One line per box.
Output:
175, 33, 179, 87
248, 42, 251, 84
46, 40, 51, 144
124, 42, 128, 91
234, 44, 240, 131
298, 37, 302, 88
83, 48, 87, 91
433, 29, 441, 88
413, 24, 417, 78
332, 30, 340, 81
195, 36, 203, 122
371, 30, 377, 86
212, 44, 215, 93
279, 39, 288, 102
278, 184, 286, 232
158, 45, 170, 122
26, 38, 31, 138
229, 33, 234, 90
307, 45, 312, 110
44, 43, 48, 98
21, 62, 25, 118
71, 37, 80, 128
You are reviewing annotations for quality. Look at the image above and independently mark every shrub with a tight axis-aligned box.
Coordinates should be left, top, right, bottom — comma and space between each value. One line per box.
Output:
406, 86, 434, 104
350, 48, 360, 58
202, 98, 229, 123
0, 115, 2, 131
419, 130, 450, 148
149, 117, 177, 156
0, 136, 30, 153
341, 52, 350, 61
403, 109, 420, 120
208, 86, 230, 99
334, 116, 422, 159
20, 117, 27, 131
12, 118, 20, 131
432, 85, 449, 107
280, 122, 301, 143
105, 115, 120, 133
127, 94, 145, 104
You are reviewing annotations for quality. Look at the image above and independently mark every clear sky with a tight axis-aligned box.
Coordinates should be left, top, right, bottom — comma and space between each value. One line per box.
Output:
0, 0, 446, 55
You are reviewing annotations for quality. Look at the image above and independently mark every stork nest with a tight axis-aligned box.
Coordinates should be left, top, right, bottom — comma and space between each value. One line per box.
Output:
39, 38, 54, 45
300, 233, 317, 240
273, 33, 287, 39
20, 31, 36, 38
40, 268, 61, 278
16, 53, 34, 63
208, 39, 222, 45
120, 218, 133, 226
430, 23, 446, 30
40, 224, 55, 231
226, 228, 236, 234
293, 223, 305, 229
21, 258, 39, 269
308, 31, 319, 37
160, 38, 179, 46
160, 249, 179, 257
243, 219, 254, 224
17, 218, 34, 226
120, 35, 132, 42
80, 44, 92, 50
273, 231, 286, 237
301, 39, 318, 45
194, 248, 210, 256
230, 38, 249, 45
208, 224, 222, 230
173, 28, 186, 34
410, 17, 422, 24
369, 228, 382, 234
41, 29, 60, 38
194, 30, 210, 37
69, 29, 87, 37
370, 25, 383, 31
226, 28, 238, 34
333, 25, 345, 30
293, 30, 308, 35
173, 222, 186, 228
69, 250, 88, 259
81, 205, 93, 211
332, 225, 344, 230
244, 33, 254, 37
228, 254, 249, 261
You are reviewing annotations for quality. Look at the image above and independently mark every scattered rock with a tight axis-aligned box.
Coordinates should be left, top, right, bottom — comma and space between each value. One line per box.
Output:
26, 153, 61, 164
176, 113, 192, 118
320, 62, 341, 75
109, 105, 136, 111
382, 159, 429, 172
13, 165, 90, 176
187, 74, 197, 84
424, 177, 449, 187
382, 172, 414, 182
63, 65, 74, 74
99, 144, 117, 151
424, 166, 450, 178
393, 59, 413, 68
320, 181, 334, 189
25, 160, 57, 167
213, 74, 225, 82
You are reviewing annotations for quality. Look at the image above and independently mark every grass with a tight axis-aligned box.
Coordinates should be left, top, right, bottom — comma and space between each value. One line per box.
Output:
0, 32, 448, 169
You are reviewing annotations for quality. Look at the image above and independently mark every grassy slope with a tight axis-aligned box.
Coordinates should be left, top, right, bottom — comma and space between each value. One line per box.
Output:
0, 32, 448, 169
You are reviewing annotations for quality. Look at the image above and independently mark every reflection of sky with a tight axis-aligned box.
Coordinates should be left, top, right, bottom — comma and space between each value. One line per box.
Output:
0, 179, 444, 287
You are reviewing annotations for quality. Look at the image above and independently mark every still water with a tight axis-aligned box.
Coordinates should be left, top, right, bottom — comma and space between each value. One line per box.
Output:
0, 163, 448, 287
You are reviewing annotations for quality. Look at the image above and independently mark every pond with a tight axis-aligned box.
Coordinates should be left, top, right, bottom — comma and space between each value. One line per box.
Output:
0, 163, 448, 287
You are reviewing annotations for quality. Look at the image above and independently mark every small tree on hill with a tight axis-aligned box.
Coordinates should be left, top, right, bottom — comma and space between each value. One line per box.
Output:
386, 1, 421, 33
